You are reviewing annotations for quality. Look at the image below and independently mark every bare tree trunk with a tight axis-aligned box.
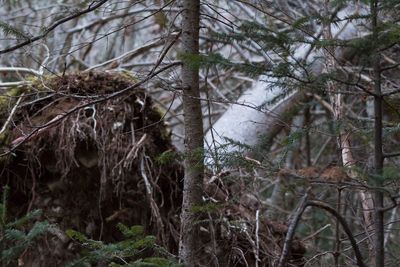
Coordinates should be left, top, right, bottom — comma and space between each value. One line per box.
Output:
371, 1, 384, 266
204, 5, 364, 166
179, 0, 204, 265
320, 3, 377, 265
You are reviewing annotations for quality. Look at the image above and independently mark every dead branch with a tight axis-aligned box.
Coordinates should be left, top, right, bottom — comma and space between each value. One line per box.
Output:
307, 200, 366, 267
277, 190, 309, 267
0, 0, 109, 55
278, 197, 366, 267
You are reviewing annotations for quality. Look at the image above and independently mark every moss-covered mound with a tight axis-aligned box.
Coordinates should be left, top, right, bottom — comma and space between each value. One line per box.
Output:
0, 72, 182, 266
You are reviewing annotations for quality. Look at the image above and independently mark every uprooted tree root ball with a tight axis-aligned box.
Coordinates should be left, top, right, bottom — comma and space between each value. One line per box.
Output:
1, 72, 182, 265
0, 72, 305, 266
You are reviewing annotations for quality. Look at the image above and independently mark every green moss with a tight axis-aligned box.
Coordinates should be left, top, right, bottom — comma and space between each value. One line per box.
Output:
154, 12, 168, 29
118, 70, 138, 83
0, 86, 23, 109
0, 132, 11, 149
152, 104, 165, 119
190, 202, 222, 213
156, 150, 180, 165
143, 104, 171, 144
0, 85, 28, 148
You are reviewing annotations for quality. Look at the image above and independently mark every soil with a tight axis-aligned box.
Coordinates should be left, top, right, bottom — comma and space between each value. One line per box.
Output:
0, 71, 306, 266
0, 72, 182, 266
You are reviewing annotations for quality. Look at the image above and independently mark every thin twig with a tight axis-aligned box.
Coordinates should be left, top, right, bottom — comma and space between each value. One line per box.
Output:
302, 224, 331, 242
0, 93, 25, 135
0, 0, 109, 54
255, 209, 260, 267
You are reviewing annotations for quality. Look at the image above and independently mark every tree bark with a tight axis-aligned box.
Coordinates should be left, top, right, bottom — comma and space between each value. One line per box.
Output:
179, 0, 204, 266
371, 1, 384, 266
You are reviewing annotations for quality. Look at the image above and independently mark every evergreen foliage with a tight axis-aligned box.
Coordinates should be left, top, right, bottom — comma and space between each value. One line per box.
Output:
66, 223, 180, 267
0, 20, 30, 39
0, 186, 50, 266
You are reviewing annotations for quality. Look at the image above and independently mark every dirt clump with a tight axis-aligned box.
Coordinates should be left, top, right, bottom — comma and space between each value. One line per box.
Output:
0, 71, 306, 266
0, 72, 182, 266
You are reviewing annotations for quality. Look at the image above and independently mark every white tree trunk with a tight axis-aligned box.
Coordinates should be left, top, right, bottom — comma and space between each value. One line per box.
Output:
205, 4, 365, 165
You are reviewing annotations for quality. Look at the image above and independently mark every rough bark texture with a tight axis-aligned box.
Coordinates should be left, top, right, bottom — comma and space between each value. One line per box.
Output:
179, 0, 204, 265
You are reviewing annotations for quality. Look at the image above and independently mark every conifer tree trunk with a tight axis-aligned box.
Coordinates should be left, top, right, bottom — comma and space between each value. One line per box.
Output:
371, 1, 384, 266
179, 0, 204, 265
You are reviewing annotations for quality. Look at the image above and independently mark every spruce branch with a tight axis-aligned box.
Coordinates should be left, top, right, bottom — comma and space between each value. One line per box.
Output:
0, 21, 30, 40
